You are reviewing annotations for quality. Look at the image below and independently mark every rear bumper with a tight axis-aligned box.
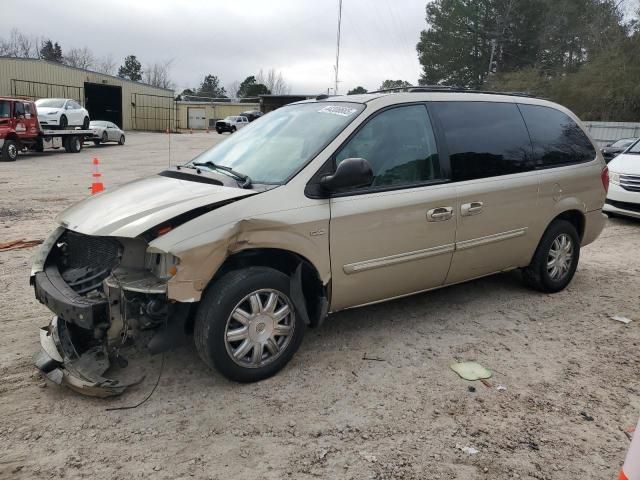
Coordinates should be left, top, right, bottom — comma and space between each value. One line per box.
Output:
582, 209, 607, 246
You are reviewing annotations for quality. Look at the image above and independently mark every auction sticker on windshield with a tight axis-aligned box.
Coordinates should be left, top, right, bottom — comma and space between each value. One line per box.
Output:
318, 105, 358, 117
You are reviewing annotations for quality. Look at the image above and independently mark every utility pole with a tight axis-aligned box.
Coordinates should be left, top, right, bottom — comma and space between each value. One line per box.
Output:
334, 0, 343, 95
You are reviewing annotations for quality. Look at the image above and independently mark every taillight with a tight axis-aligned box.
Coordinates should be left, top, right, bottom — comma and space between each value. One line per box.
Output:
601, 166, 609, 194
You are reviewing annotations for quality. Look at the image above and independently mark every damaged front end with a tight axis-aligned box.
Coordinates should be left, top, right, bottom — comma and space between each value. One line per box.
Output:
32, 227, 190, 397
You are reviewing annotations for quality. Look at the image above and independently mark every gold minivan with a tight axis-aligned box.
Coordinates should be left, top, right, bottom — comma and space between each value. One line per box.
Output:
32, 89, 608, 395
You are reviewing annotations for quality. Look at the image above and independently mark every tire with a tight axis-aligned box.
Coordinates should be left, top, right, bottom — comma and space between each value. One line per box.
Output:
118, 135, 125, 145
1, 139, 19, 161
59, 115, 68, 129
216, 129, 222, 134
231, 126, 236, 133
82, 117, 90, 130
522, 219, 580, 293
101, 132, 108, 144
68, 136, 82, 153
194, 267, 305, 382
93, 140, 101, 146
34, 138, 44, 152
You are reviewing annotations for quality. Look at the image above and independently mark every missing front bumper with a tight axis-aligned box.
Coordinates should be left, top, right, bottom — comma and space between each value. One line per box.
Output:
35, 316, 141, 397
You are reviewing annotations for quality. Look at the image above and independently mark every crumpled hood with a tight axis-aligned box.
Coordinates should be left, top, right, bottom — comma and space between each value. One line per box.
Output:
609, 154, 640, 175
58, 173, 256, 237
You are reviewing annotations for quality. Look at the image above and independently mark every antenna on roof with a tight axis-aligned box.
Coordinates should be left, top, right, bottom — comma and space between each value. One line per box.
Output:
334, 0, 343, 95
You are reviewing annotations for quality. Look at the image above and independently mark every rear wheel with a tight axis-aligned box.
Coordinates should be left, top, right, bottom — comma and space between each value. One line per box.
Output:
118, 135, 125, 145
522, 219, 580, 293
194, 267, 305, 382
59, 115, 68, 129
66, 136, 82, 153
1, 139, 18, 161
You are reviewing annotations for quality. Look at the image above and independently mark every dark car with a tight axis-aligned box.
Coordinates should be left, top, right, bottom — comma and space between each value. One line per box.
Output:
240, 110, 264, 122
601, 137, 637, 163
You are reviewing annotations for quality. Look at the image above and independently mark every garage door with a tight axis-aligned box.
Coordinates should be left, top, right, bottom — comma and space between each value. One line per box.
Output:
188, 108, 206, 129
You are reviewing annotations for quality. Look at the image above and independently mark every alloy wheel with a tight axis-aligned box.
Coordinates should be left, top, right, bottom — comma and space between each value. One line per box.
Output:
547, 233, 573, 281
224, 289, 295, 368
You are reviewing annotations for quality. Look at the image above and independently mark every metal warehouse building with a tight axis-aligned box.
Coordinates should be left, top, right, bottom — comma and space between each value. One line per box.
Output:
0, 57, 175, 131
176, 100, 260, 130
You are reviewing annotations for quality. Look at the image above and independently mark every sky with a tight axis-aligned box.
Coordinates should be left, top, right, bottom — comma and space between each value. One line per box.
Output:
3, 0, 428, 95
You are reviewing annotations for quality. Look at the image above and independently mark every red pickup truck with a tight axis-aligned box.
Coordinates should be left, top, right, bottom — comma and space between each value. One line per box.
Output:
0, 97, 91, 161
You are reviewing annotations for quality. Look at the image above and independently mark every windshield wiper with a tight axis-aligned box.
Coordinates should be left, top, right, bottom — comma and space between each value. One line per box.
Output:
192, 161, 252, 188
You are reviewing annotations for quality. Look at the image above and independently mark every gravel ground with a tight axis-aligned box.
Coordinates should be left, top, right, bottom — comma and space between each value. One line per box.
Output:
1, 132, 639, 479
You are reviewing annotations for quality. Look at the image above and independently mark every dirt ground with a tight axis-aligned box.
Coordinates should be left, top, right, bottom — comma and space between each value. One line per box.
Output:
1, 132, 639, 479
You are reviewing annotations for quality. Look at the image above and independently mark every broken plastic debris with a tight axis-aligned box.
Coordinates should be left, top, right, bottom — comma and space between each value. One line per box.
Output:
456, 444, 479, 455
611, 315, 633, 324
450, 361, 492, 381
496, 384, 507, 392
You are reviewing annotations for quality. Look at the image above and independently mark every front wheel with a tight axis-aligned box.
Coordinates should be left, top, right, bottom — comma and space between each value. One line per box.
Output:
59, 115, 68, 129
118, 135, 125, 145
82, 117, 90, 130
1, 139, 19, 161
231, 126, 236, 133
101, 132, 108, 143
522, 219, 580, 293
194, 267, 305, 382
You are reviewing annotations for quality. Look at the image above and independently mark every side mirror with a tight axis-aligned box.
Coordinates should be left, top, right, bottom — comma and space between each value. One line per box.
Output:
320, 157, 373, 191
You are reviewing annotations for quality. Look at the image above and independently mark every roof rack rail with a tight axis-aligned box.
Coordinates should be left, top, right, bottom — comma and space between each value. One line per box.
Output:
367, 84, 539, 99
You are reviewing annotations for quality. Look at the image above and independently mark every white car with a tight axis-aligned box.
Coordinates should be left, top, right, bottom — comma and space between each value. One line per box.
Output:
215, 115, 249, 133
89, 121, 125, 145
35, 98, 90, 129
604, 139, 640, 219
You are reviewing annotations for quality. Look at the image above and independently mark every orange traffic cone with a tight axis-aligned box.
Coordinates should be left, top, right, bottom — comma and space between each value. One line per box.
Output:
620, 418, 640, 480
91, 157, 104, 194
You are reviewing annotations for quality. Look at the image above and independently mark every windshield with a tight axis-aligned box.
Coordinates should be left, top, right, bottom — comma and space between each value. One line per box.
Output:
36, 99, 65, 108
224, 116, 236, 121
0, 101, 9, 118
612, 138, 635, 148
627, 139, 640, 154
189, 102, 364, 184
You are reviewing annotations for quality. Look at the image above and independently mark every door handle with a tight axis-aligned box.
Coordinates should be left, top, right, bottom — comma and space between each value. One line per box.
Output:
461, 201, 483, 216
426, 206, 453, 222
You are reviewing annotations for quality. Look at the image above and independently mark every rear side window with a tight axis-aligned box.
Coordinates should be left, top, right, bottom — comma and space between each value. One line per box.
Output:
430, 101, 534, 181
335, 104, 441, 188
518, 104, 595, 167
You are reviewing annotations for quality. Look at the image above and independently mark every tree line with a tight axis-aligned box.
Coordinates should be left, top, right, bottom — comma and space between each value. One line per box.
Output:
178, 69, 291, 102
416, 0, 640, 121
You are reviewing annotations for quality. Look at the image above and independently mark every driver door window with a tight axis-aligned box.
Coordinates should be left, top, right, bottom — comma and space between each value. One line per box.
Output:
335, 104, 442, 189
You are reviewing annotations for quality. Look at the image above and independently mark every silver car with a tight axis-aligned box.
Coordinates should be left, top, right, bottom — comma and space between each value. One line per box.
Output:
89, 121, 125, 145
